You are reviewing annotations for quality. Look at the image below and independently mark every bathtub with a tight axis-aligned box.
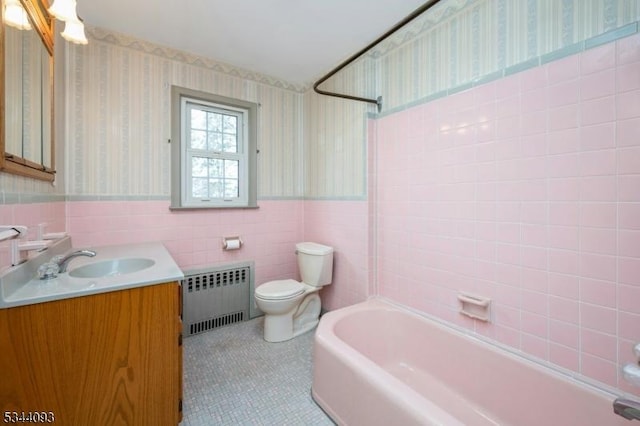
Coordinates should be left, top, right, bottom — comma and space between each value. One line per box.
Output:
312, 298, 628, 426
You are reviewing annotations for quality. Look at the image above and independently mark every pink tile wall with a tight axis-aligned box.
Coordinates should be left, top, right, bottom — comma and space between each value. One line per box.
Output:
0, 202, 66, 272
4, 197, 366, 312
66, 200, 303, 286
303, 200, 370, 311
375, 35, 640, 395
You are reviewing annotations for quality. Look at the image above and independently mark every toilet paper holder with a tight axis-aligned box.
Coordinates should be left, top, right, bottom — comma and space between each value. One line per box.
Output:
223, 236, 243, 250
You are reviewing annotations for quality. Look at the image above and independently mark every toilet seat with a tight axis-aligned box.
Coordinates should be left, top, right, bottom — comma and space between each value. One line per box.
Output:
255, 279, 305, 300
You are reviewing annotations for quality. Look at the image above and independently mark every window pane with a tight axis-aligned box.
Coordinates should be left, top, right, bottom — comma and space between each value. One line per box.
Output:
209, 179, 224, 198
208, 132, 223, 152
191, 157, 208, 177
222, 115, 238, 153
190, 109, 207, 130
209, 159, 224, 177
224, 179, 239, 198
225, 160, 238, 178
192, 177, 208, 198
223, 115, 237, 134
208, 113, 222, 132
189, 157, 241, 200
223, 134, 237, 153
188, 108, 239, 153
190, 130, 207, 150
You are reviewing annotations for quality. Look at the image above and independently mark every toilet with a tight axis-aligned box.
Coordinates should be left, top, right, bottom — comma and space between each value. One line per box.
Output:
255, 242, 334, 342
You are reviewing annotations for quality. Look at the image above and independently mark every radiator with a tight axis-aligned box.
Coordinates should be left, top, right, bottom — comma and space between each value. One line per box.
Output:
181, 261, 258, 336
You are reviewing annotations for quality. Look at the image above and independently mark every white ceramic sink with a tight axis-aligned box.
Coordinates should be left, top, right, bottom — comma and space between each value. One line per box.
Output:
1, 239, 184, 309
69, 258, 156, 278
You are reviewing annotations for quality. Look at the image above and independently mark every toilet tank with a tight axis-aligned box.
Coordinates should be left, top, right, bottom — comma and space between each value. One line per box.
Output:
296, 242, 334, 287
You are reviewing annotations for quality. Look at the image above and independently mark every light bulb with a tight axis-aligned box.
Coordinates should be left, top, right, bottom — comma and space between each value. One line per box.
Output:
48, 0, 77, 22
3, 0, 32, 30
61, 17, 88, 45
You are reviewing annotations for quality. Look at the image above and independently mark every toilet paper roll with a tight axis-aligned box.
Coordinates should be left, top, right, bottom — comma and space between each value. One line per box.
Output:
223, 237, 242, 250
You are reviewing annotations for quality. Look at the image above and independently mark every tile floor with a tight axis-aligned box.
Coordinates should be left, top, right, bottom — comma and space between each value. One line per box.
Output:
181, 316, 335, 425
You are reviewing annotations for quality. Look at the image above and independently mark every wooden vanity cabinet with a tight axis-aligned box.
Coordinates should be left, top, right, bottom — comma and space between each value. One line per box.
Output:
0, 282, 183, 426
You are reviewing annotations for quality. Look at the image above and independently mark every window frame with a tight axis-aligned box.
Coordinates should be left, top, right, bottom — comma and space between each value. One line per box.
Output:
170, 86, 258, 209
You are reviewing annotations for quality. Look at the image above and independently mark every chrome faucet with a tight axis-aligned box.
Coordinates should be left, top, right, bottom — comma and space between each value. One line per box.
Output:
56, 249, 97, 273
614, 398, 640, 421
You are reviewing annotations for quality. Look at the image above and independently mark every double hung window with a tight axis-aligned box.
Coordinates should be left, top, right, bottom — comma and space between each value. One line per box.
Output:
171, 87, 257, 209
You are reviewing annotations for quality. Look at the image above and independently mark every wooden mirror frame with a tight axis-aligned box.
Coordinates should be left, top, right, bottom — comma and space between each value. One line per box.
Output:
0, 0, 55, 182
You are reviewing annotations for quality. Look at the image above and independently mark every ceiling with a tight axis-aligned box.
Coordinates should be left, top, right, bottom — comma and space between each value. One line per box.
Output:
78, 0, 429, 86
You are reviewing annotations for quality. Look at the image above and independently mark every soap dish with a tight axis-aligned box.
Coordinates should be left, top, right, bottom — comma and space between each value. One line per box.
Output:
458, 293, 491, 322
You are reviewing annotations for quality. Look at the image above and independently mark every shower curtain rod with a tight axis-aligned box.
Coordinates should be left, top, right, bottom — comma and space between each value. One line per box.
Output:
312, 0, 442, 112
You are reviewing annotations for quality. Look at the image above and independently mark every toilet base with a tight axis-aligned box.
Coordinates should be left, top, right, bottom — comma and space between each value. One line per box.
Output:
263, 293, 321, 343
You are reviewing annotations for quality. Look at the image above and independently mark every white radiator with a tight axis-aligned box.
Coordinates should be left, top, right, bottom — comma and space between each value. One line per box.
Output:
181, 261, 258, 336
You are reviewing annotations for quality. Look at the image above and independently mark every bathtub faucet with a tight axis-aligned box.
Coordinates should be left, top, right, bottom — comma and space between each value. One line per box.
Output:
56, 249, 97, 272
614, 398, 640, 421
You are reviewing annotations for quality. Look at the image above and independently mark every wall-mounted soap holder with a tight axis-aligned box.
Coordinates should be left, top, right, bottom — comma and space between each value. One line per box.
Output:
458, 293, 491, 322
622, 343, 640, 387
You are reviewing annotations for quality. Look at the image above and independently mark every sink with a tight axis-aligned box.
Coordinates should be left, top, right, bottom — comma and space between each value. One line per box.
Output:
69, 258, 156, 278
1, 240, 184, 309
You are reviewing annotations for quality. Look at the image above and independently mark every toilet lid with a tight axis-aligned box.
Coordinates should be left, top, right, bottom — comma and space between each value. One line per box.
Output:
255, 279, 305, 300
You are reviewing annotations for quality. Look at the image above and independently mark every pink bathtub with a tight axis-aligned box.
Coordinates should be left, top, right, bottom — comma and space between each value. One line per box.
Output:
312, 298, 628, 426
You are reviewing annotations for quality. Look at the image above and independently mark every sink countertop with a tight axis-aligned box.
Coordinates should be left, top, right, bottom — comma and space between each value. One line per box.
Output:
0, 238, 184, 309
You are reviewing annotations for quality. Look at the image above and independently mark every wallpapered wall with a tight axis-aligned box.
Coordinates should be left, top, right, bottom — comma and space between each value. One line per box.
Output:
375, 0, 640, 110
2, 0, 638, 200
303, 49, 374, 199
302, 0, 640, 200
64, 28, 304, 199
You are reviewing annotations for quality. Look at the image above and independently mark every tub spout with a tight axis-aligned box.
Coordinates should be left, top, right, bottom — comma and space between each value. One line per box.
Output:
56, 249, 97, 273
614, 398, 640, 421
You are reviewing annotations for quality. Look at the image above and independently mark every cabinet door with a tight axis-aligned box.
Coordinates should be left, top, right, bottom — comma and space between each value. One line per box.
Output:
0, 282, 181, 426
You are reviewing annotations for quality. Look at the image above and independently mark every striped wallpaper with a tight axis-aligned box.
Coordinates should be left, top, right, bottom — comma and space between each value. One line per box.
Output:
373, 0, 640, 110
1, 0, 638, 200
63, 28, 304, 198
303, 57, 375, 199
303, 0, 639, 198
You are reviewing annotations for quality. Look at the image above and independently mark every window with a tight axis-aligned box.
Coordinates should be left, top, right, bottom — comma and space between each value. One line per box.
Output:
171, 87, 258, 209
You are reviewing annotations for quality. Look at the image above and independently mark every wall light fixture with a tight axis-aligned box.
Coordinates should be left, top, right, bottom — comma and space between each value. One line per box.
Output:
2, 0, 88, 45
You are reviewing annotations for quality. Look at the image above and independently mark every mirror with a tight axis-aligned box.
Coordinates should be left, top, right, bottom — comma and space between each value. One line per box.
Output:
1, 0, 55, 181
